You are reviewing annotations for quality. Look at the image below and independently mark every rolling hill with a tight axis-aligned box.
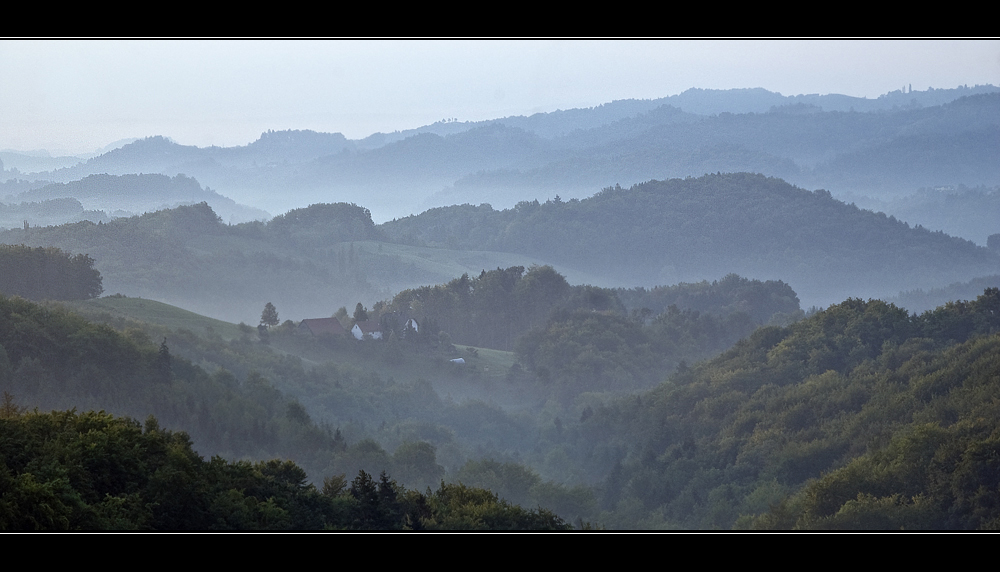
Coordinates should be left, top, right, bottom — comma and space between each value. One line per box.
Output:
382, 173, 1000, 308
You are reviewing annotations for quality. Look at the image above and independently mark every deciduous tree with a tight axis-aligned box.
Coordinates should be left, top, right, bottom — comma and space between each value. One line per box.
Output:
260, 302, 279, 328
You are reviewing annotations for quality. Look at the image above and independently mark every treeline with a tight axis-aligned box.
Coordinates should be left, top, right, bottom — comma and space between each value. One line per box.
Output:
615, 273, 802, 324
889, 274, 1000, 314
0, 408, 570, 531
379, 266, 799, 355
0, 244, 102, 301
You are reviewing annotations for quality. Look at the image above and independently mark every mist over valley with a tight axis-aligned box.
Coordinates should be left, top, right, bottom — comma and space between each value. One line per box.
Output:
3, 40, 1000, 530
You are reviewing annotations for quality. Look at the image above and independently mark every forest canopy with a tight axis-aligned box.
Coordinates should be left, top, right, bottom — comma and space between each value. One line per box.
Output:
0, 408, 571, 531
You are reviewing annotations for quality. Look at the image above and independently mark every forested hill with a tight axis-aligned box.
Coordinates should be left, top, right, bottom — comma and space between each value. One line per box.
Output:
0, 201, 585, 324
0, 294, 572, 530
0, 202, 385, 323
574, 289, 1000, 529
380, 173, 1000, 307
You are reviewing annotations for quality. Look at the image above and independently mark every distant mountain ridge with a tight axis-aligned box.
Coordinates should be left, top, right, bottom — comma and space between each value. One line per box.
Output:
6, 173, 269, 225
360, 85, 1000, 144
5, 85, 997, 222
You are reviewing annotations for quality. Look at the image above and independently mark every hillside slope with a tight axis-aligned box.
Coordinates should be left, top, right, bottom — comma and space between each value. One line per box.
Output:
572, 289, 1000, 529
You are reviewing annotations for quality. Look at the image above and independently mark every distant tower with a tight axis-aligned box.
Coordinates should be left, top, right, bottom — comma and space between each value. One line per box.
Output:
22, 220, 28, 231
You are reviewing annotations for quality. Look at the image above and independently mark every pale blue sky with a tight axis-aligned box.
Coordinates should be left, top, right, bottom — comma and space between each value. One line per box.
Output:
2, 39, 998, 154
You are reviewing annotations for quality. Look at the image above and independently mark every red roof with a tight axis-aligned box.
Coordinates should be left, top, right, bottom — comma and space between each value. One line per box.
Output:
300, 318, 348, 336
353, 320, 382, 334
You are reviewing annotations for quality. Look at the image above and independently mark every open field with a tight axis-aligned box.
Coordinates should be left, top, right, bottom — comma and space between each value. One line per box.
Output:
62, 295, 247, 340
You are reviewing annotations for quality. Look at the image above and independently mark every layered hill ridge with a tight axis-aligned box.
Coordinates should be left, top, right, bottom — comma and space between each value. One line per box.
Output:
1, 172, 997, 320
6, 86, 997, 221
383, 173, 1000, 307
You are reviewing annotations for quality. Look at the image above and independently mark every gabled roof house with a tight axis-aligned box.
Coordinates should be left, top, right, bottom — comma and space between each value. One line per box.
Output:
299, 317, 348, 337
351, 320, 383, 340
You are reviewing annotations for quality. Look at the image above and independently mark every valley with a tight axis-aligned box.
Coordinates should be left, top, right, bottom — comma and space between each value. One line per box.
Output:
3, 80, 1000, 530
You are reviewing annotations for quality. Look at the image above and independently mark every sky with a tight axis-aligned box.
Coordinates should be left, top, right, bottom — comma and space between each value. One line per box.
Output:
2, 39, 998, 155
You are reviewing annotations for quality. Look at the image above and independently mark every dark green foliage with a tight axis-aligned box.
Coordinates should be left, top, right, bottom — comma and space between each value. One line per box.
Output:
516, 310, 662, 392
424, 481, 570, 531
449, 456, 596, 523
54, 292, 554, 500
0, 244, 102, 301
20, 239, 1000, 528
565, 288, 1000, 529
514, 281, 789, 392
454, 459, 542, 509
0, 408, 570, 530
0, 292, 580, 527
0, 293, 348, 484
392, 441, 445, 492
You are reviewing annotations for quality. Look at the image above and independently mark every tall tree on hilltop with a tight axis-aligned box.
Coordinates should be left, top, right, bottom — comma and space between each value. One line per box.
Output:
260, 302, 279, 328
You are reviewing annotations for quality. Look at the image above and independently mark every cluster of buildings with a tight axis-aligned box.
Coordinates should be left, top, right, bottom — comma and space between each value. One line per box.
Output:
297, 314, 419, 341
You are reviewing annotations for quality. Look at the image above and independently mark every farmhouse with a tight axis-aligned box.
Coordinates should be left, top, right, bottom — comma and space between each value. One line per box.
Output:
352, 320, 383, 340
298, 317, 349, 337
